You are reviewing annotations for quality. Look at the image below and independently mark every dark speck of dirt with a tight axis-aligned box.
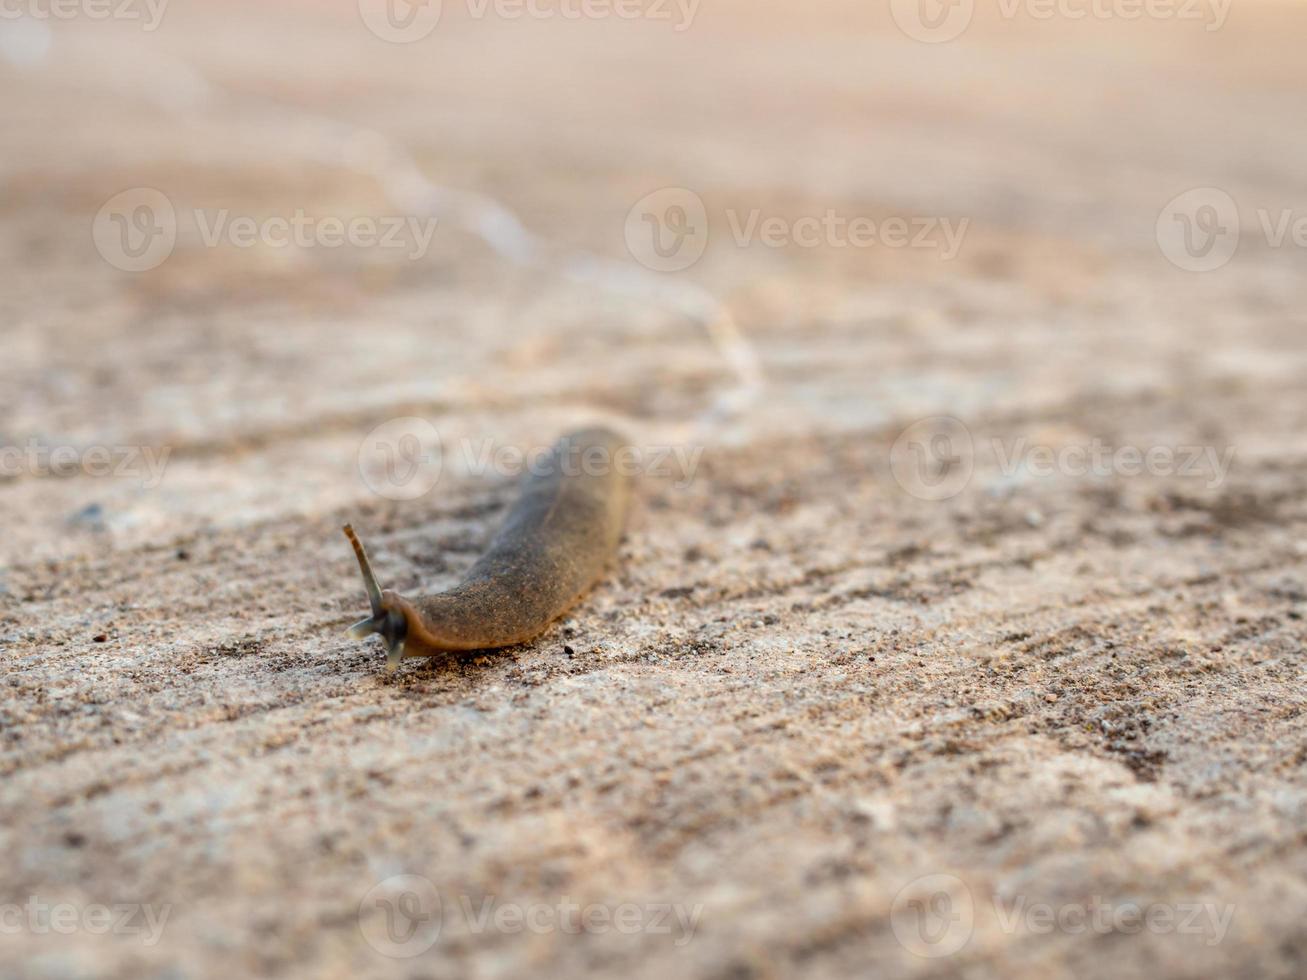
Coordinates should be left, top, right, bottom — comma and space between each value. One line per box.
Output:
68, 503, 106, 531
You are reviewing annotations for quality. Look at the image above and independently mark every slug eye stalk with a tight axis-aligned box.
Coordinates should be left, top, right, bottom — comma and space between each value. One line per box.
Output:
342, 524, 407, 671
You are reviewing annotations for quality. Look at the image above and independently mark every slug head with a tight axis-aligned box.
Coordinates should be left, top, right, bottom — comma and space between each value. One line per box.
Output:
342, 524, 409, 672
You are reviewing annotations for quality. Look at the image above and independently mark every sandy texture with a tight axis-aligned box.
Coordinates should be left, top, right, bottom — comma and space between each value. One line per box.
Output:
2, 1, 1306, 978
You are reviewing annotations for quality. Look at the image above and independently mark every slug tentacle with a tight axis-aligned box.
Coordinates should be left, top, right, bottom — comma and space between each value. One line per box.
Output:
343, 428, 631, 671
342, 523, 409, 670
343, 524, 384, 616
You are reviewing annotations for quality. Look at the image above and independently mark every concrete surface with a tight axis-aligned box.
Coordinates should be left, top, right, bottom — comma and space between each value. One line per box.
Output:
1, 1, 1305, 978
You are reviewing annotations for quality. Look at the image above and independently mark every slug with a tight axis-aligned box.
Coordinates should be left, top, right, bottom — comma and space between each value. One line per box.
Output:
344, 427, 632, 671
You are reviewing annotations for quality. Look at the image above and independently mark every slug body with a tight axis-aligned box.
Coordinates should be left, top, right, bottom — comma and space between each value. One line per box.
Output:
345, 427, 631, 670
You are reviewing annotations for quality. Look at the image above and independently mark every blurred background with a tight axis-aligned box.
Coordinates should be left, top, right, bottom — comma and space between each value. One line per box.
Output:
2, 1, 1306, 978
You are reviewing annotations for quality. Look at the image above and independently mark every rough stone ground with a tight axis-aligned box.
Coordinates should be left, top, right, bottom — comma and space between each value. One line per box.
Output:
2, 2, 1306, 978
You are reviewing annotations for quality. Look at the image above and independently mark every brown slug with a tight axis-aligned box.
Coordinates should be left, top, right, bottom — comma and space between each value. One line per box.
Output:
344, 427, 631, 671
